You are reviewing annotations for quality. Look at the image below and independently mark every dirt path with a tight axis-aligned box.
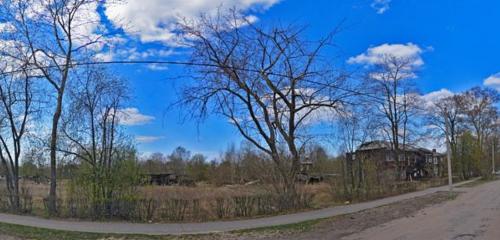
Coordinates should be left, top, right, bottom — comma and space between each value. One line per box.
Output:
342, 179, 500, 240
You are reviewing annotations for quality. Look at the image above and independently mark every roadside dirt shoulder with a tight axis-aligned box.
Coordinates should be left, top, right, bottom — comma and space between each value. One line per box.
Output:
226, 191, 456, 240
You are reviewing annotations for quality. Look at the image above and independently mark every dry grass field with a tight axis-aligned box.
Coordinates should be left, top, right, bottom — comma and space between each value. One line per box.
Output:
0, 178, 448, 223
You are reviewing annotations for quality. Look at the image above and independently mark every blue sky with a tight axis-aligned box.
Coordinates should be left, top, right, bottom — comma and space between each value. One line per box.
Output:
99, 0, 500, 158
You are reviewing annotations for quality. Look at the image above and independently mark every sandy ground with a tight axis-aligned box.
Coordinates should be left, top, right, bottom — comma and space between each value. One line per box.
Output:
227, 179, 500, 240
238, 191, 456, 240
341, 179, 500, 240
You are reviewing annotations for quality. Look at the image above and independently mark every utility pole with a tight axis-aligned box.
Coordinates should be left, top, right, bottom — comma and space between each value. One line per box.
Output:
493, 140, 496, 175
444, 108, 453, 195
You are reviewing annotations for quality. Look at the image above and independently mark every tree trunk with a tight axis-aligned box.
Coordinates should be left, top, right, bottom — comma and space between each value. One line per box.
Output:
48, 91, 64, 215
13, 175, 19, 211
358, 157, 364, 188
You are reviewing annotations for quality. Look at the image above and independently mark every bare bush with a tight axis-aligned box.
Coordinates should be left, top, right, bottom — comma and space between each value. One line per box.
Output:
214, 197, 232, 219
161, 199, 189, 221
137, 198, 159, 222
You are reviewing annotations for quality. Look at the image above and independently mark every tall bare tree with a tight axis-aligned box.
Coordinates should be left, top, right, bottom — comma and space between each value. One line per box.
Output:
178, 10, 350, 206
0, 63, 34, 211
365, 55, 420, 179
459, 87, 499, 151
2, 0, 104, 214
425, 95, 462, 175
337, 103, 377, 192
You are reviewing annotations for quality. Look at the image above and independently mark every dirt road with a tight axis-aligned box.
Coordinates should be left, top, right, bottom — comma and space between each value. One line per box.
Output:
343, 179, 500, 240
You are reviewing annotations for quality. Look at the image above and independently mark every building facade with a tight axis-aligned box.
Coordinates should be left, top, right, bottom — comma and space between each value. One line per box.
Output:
347, 141, 445, 180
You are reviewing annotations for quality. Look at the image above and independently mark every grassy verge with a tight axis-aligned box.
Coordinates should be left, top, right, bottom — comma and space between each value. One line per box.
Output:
235, 217, 325, 235
0, 217, 327, 240
0, 222, 187, 240
457, 176, 498, 188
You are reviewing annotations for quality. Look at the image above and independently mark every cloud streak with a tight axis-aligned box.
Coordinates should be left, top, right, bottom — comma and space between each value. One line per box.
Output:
484, 73, 500, 91
116, 108, 155, 126
371, 0, 392, 14
135, 135, 164, 143
348, 43, 424, 67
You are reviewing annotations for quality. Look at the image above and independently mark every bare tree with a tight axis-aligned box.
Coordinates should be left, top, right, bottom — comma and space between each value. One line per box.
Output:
168, 146, 190, 176
365, 55, 420, 179
2, 0, 104, 214
425, 95, 462, 175
59, 66, 129, 212
459, 87, 499, 151
458, 87, 499, 177
338, 103, 377, 192
0, 63, 34, 211
426, 88, 499, 178
178, 10, 350, 206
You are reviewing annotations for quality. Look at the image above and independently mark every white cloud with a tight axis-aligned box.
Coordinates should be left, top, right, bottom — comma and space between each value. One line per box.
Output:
0, 22, 15, 33
71, 1, 104, 47
26, 1, 103, 48
371, 0, 392, 14
420, 88, 454, 108
484, 73, 500, 91
348, 43, 424, 67
147, 63, 169, 71
127, 48, 176, 61
94, 52, 114, 62
116, 108, 155, 126
95, 45, 177, 62
104, 0, 280, 45
136, 135, 164, 143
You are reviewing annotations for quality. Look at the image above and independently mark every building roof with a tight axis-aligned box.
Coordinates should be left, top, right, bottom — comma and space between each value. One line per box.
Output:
358, 141, 392, 151
357, 141, 443, 155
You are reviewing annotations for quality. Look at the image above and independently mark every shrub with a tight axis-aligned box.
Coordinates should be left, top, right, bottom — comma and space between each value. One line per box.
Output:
255, 194, 276, 215
214, 197, 231, 219
233, 196, 255, 217
136, 198, 158, 222
161, 199, 189, 221
19, 186, 33, 214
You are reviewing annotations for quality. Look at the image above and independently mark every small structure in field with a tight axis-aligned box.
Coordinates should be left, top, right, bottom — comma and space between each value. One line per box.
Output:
21, 175, 49, 184
296, 160, 327, 184
148, 173, 195, 186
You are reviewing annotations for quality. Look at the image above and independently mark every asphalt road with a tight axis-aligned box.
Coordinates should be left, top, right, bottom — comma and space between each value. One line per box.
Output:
0, 179, 479, 235
343, 179, 500, 240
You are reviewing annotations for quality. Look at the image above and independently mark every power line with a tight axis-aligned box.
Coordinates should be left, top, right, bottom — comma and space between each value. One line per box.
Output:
0, 60, 280, 76
0, 59, 429, 111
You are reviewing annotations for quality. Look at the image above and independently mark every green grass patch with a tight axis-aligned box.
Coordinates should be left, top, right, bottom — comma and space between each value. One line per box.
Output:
457, 177, 498, 188
0, 217, 327, 240
235, 217, 325, 235
0, 222, 187, 240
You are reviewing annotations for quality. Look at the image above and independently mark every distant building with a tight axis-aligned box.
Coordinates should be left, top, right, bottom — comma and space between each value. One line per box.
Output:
347, 141, 445, 179
147, 173, 195, 186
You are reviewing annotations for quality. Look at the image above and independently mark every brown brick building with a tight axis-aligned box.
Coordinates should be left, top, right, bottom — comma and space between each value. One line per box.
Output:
347, 141, 445, 179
